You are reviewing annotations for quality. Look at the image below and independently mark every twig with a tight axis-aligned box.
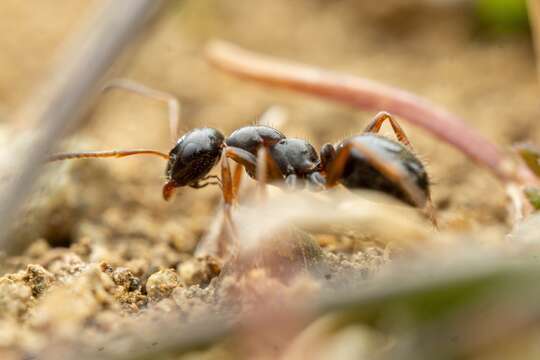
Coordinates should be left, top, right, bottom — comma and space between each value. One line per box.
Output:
0, 0, 165, 253
205, 40, 538, 187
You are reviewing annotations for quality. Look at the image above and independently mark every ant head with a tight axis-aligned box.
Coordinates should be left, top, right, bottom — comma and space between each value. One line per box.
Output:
163, 128, 225, 200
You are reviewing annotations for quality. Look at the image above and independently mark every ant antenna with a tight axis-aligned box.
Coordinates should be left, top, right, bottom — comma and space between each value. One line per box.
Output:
47, 149, 169, 162
102, 79, 181, 144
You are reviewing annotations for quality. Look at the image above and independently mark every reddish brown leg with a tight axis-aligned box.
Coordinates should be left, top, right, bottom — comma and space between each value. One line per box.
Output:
216, 150, 238, 257
103, 79, 181, 144
255, 145, 286, 201
325, 144, 350, 188
256, 147, 268, 201
195, 148, 252, 258
190, 175, 222, 189
232, 164, 244, 201
326, 141, 437, 225
363, 112, 413, 149
224, 146, 258, 175
221, 150, 235, 207
222, 145, 281, 203
263, 147, 283, 181
223, 145, 281, 181
204, 145, 287, 258
47, 149, 169, 162
214, 146, 273, 257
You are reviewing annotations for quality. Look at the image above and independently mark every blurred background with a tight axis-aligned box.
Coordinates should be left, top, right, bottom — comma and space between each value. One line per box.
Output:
0, 0, 540, 359
2, 0, 538, 223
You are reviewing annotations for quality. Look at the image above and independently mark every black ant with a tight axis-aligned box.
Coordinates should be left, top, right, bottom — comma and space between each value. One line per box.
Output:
48, 80, 435, 254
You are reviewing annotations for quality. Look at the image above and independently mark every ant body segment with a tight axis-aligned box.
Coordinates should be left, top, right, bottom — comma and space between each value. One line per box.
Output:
48, 81, 435, 253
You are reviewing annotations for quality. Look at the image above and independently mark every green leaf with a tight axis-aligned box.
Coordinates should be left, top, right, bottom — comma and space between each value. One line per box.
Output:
515, 143, 540, 178
475, 0, 529, 35
525, 187, 540, 210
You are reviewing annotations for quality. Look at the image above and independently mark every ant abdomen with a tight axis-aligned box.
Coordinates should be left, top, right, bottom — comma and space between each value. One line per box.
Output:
336, 134, 429, 207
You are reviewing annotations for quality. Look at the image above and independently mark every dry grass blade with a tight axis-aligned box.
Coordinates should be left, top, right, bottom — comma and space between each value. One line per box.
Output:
206, 40, 538, 187
0, 0, 165, 253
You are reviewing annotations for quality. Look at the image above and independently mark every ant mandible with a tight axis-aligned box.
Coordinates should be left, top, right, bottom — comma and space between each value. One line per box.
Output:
48, 80, 435, 238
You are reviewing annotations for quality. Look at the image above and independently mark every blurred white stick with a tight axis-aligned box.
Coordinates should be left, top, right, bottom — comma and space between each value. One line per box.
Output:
0, 0, 164, 253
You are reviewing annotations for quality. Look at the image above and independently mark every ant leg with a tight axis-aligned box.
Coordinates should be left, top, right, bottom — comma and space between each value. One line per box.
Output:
256, 147, 268, 201
285, 174, 298, 189
224, 146, 258, 176
193, 159, 239, 258
103, 79, 181, 144
320, 143, 337, 174
47, 149, 169, 162
217, 145, 282, 256
223, 145, 281, 178
221, 151, 236, 208
363, 112, 413, 149
363, 113, 437, 224
232, 164, 244, 200
265, 148, 282, 180
202, 174, 222, 182
325, 144, 349, 188
190, 179, 222, 189
306, 172, 325, 191
200, 174, 222, 189
196, 149, 254, 258
217, 152, 238, 257
326, 141, 436, 224
216, 146, 266, 254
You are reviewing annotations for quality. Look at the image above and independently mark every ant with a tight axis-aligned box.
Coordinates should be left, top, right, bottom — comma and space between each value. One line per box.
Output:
48, 80, 435, 255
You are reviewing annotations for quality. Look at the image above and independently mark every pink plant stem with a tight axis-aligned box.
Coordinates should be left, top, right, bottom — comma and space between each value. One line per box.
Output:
206, 41, 537, 186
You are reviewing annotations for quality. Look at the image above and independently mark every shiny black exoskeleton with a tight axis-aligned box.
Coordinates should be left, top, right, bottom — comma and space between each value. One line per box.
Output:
163, 124, 430, 207
323, 134, 429, 207
226, 126, 325, 189
226, 125, 285, 156
163, 125, 327, 198
269, 138, 325, 189
225, 125, 285, 179
165, 128, 225, 188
